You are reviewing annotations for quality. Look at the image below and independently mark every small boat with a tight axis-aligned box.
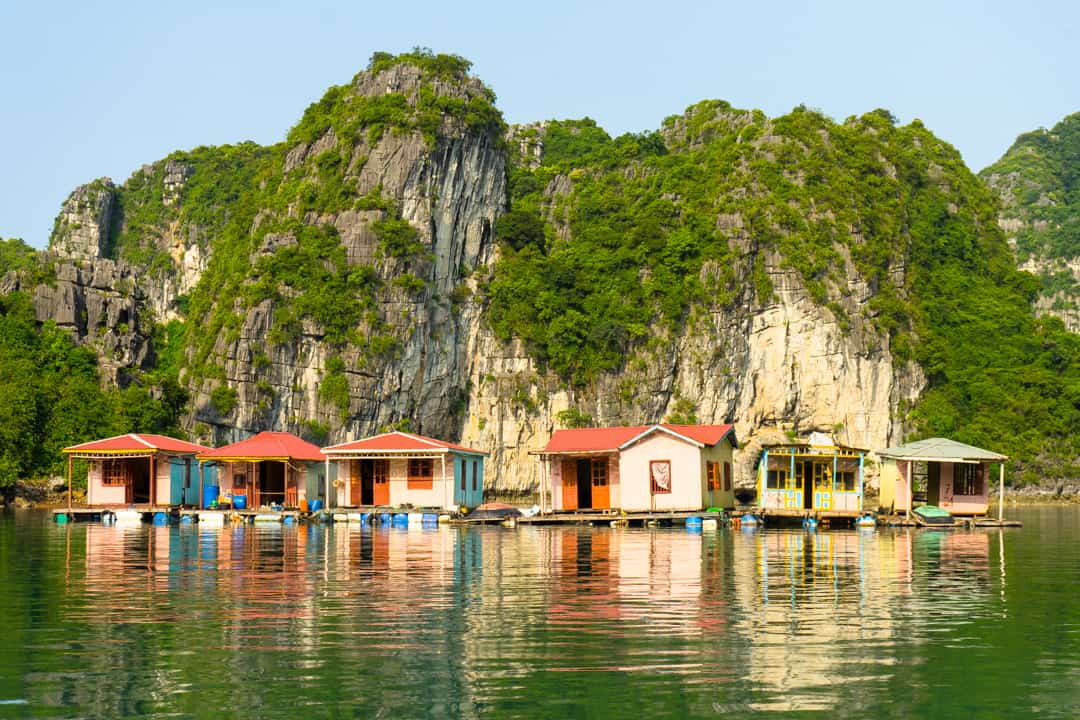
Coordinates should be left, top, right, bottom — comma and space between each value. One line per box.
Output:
912, 505, 954, 527
467, 503, 523, 521
855, 514, 876, 528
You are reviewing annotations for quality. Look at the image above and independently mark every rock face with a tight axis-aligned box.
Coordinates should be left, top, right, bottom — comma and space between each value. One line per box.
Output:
981, 113, 1080, 332
50, 179, 115, 262
33, 58, 949, 492
460, 249, 924, 493
1, 253, 148, 385
184, 61, 507, 447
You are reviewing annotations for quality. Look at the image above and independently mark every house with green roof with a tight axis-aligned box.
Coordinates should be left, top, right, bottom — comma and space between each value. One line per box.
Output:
876, 438, 1008, 517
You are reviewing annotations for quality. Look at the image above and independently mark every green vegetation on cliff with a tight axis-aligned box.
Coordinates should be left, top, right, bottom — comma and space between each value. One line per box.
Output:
0, 293, 186, 487
487, 105, 1080, 478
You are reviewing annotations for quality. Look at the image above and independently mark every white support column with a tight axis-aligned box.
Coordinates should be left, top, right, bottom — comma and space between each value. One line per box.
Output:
998, 462, 1005, 520
441, 454, 448, 511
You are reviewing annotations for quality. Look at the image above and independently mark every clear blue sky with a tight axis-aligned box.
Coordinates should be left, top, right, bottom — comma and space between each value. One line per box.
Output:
2, 0, 1078, 248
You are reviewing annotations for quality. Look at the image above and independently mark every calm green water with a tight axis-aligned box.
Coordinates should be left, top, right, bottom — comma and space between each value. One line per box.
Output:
0, 507, 1077, 719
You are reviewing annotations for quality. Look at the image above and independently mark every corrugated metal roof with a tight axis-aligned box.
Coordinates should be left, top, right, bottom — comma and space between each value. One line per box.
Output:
63, 433, 209, 455
323, 431, 486, 455
876, 437, 1008, 462
544, 424, 736, 453
197, 431, 325, 462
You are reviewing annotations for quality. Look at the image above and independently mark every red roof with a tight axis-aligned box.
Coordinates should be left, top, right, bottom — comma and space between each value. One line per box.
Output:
63, 433, 209, 455
543, 424, 737, 453
323, 431, 486, 455
197, 431, 325, 462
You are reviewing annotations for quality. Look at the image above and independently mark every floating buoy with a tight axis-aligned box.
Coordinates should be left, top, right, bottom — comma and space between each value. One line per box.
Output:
802, 517, 818, 531
855, 514, 876, 528
55, 512, 69, 524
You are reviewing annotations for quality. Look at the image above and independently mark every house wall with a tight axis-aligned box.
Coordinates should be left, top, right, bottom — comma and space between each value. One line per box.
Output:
87, 463, 126, 506
86, 456, 175, 506
549, 454, 620, 511
701, 440, 736, 510
331, 455, 463, 510
619, 434, 705, 512
879, 459, 913, 513
938, 462, 989, 515
389, 457, 457, 509
452, 454, 485, 509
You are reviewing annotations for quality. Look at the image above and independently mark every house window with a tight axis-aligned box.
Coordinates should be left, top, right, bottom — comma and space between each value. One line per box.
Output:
707, 461, 721, 491
472, 460, 478, 492
724, 461, 732, 491
836, 471, 856, 492
766, 469, 787, 490
101, 460, 129, 486
408, 458, 434, 490
954, 464, 982, 496
650, 460, 672, 495
591, 459, 607, 487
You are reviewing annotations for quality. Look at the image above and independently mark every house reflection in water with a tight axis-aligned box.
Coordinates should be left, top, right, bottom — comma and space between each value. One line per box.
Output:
729, 527, 1002, 713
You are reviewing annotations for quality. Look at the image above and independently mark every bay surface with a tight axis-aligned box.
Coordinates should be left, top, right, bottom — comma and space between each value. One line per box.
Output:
0, 507, 1076, 718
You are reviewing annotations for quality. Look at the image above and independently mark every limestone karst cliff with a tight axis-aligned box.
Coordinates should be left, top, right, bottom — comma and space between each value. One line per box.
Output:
15, 53, 1078, 490
981, 112, 1080, 332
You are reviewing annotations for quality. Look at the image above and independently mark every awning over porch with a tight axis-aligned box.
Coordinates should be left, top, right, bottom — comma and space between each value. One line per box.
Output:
876, 438, 1008, 464
63, 433, 208, 458
197, 431, 324, 463
322, 431, 486, 458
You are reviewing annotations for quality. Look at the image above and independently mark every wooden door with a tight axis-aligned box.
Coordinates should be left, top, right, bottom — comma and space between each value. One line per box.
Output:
350, 460, 361, 506
561, 459, 578, 510
812, 462, 832, 510
590, 459, 609, 510
373, 460, 390, 505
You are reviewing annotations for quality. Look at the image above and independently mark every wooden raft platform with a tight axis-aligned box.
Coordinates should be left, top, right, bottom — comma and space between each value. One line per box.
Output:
452, 510, 728, 527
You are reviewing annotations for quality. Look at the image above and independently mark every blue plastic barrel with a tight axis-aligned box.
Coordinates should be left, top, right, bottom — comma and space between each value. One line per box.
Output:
153, 512, 168, 526
378, 513, 392, 525
422, 513, 439, 526
283, 516, 294, 525
233, 494, 247, 510
203, 485, 220, 508
360, 512, 372, 525
392, 512, 408, 526
309, 499, 323, 512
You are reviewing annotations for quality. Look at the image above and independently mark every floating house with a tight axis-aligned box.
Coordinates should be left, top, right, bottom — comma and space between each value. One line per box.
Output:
877, 438, 1008, 517
756, 433, 866, 516
197, 431, 325, 510
62, 433, 210, 508
321, 431, 487, 510
537, 424, 738, 513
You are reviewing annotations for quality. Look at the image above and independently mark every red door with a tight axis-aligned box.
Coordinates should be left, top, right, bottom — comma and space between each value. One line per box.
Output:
561, 460, 578, 510
373, 460, 390, 505
591, 459, 610, 510
350, 460, 361, 506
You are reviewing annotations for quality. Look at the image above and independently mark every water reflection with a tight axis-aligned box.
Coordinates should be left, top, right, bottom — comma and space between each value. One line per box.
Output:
16, 517, 1038, 717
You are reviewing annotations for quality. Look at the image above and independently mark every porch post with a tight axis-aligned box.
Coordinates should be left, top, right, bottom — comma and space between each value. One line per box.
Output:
324, 457, 331, 508
67, 454, 72, 510
149, 454, 156, 508
998, 462, 1005, 520
441, 454, 448, 510
198, 462, 204, 509
759, 449, 766, 509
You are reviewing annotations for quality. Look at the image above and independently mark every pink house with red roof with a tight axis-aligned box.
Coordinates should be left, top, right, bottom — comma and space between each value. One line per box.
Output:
322, 431, 487, 510
539, 424, 738, 512
63, 433, 210, 507
197, 431, 325, 510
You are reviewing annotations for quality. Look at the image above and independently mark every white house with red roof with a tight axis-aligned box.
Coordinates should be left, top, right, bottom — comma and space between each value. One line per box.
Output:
322, 431, 487, 510
197, 431, 325, 510
538, 424, 738, 513
63, 433, 210, 508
